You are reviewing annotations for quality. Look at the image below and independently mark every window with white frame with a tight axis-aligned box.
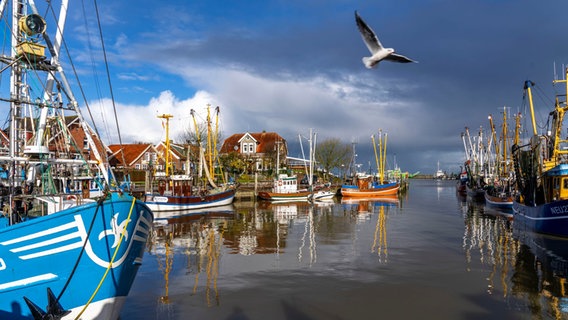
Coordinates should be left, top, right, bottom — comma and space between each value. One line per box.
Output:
248, 143, 255, 153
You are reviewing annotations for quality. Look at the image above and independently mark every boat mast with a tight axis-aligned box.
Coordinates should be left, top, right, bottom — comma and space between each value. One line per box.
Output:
275, 139, 281, 177
190, 108, 202, 182
310, 130, 316, 187
213, 106, 220, 181
488, 114, 499, 178
549, 68, 568, 166
31, 0, 68, 152
158, 114, 173, 177
461, 130, 470, 162
501, 107, 509, 176
374, 129, 387, 184
206, 105, 213, 179
371, 134, 379, 179
524, 80, 538, 136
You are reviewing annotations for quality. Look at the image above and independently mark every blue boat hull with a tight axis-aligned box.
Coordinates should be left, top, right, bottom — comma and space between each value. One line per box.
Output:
513, 199, 568, 237
0, 192, 153, 319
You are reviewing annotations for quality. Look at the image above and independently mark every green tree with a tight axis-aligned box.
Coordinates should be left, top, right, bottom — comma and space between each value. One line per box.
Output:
219, 152, 247, 175
315, 138, 351, 182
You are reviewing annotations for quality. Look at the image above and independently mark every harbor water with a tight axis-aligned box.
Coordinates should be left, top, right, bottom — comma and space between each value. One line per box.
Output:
121, 179, 568, 319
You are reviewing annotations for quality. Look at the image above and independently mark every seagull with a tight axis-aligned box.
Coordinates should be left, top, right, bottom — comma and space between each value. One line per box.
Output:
355, 11, 416, 69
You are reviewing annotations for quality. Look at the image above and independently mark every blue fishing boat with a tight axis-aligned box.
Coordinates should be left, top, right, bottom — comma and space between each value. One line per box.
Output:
0, 1, 154, 318
0, 193, 153, 319
512, 72, 568, 237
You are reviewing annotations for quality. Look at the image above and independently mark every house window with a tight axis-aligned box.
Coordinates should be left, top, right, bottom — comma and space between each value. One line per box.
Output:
248, 143, 255, 153
242, 143, 247, 153
135, 164, 140, 170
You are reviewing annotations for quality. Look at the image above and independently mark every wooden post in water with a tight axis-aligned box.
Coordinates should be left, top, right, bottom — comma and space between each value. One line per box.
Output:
255, 172, 258, 201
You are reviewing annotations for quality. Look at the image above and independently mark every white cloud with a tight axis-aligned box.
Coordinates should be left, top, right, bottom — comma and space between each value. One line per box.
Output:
87, 90, 219, 144
89, 62, 453, 172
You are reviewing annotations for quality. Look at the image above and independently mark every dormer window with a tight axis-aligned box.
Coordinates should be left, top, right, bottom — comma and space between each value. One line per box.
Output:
241, 142, 255, 154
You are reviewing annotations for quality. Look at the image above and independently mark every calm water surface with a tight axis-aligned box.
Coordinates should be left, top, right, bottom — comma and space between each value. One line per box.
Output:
121, 179, 568, 320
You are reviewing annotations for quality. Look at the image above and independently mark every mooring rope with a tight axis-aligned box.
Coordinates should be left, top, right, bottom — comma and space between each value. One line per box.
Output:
74, 196, 137, 319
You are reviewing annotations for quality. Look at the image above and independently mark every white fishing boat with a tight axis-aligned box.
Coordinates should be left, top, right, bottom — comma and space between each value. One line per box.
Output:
258, 129, 318, 201
144, 108, 236, 212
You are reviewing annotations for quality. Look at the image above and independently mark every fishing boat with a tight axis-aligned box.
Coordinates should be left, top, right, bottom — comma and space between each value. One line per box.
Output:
340, 130, 400, 198
257, 174, 312, 201
484, 186, 514, 209
512, 70, 568, 237
483, 111, 517, 209
340, 179, 399, 197
258, 129, 317, 201
461, 128, 487, 201
456, 170, 468, 195
144, 108, 236, 212
0, 1, 154, 319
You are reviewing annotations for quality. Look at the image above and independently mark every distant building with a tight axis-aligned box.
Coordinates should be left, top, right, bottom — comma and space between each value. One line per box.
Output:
220, 131, 287, 172
108, 143, 157, 170
108, 141, 198, 175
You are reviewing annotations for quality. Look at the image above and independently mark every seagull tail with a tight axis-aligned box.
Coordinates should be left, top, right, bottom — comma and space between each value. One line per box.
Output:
362, 57, 375, 69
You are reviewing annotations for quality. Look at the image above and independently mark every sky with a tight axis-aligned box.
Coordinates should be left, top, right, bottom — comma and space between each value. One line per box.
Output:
8, 0, 568, 175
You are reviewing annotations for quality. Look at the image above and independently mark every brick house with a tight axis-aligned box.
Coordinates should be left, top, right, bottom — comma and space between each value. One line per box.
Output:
107, 143, 158, 170
220, 131, 287, 172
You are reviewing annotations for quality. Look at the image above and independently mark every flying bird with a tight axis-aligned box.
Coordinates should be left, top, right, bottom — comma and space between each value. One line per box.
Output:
355, 11, 416, 69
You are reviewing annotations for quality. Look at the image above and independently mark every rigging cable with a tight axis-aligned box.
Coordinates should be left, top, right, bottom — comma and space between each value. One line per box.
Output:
92, 0, 128, 169
80, 0, 110, 144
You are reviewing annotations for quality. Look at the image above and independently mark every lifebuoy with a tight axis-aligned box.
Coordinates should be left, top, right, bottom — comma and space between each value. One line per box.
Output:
278, 180, 282, 186
67, 195, 77, 200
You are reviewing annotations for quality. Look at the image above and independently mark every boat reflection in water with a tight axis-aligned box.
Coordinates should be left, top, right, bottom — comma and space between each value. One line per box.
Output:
151, 205, 235, 310
460, 195, 568, 317
146, 197, 402, 310
340, 196, 400, 262
341, 195, 400, 221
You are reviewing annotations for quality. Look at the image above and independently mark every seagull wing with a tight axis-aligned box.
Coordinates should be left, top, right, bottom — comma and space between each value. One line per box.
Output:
385, 52, 417, 63
355, 11, 382, 53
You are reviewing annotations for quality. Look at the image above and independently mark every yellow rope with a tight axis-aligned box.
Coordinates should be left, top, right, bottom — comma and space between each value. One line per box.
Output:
74, 196, 137, 319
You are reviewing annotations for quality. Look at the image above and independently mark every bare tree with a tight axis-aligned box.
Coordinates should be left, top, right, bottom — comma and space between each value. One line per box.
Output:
315, 138, 351, 182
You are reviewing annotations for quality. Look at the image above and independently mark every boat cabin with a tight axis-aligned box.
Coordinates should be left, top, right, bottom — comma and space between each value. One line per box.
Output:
544, 164, 568, 201
274, 174, 299, 194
